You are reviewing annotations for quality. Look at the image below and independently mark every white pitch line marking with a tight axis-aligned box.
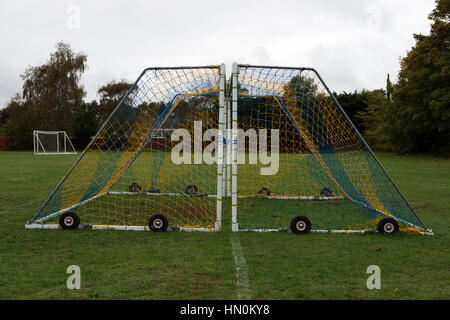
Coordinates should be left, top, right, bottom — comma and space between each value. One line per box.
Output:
230, 236, 251, 299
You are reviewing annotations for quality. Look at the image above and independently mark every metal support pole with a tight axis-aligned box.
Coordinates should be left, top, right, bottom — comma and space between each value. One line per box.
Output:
215, 63, 226, 231
64, 132, 67, 153
226, 97, 232, 197
231, 63, 239, 232
222, 97, 227, 196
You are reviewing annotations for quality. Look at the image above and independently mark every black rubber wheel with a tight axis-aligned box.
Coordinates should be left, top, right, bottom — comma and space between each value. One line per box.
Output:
377, 217, 399, 234
320, 187, 333, 197
59, 212, 80, 230
290, 216, 311, 234
148, 214, 168, 232
258, 187, 271, 196
186, 185, 199, 195
129, 182, 141, 193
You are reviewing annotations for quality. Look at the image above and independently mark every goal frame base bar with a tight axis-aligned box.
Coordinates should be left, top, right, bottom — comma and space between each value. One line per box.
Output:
108, 191, 217, 198
237, 195, 345, 200
34, 152, 77, 155
25, 223, 217, 232
238, 228, 433, 236
31, 192, 219, 225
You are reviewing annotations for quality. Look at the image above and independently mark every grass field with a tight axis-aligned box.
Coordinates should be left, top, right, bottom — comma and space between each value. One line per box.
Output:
0, 151, 449, 299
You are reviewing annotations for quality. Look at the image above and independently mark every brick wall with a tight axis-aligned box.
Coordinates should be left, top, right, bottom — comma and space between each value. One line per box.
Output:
0, 136, 11, 150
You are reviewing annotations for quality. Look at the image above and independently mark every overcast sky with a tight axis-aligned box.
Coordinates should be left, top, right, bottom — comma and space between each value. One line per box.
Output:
0, 0, 436, 108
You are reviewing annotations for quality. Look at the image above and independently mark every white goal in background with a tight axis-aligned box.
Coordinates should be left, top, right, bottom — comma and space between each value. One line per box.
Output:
33, 130, 77, 155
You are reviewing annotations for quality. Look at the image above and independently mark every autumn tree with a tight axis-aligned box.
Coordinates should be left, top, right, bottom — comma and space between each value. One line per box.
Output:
6, 41, 87, 149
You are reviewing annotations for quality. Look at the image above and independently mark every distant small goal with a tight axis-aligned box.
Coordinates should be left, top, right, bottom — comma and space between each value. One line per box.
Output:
33, 130, 76, 155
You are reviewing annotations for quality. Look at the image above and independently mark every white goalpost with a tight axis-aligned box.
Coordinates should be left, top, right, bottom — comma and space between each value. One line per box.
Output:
33, 130, 77, 155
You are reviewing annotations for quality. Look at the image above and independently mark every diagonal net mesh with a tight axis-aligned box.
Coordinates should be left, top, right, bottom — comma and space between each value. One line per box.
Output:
32, 66, 222, 229
234, 65, 425, 231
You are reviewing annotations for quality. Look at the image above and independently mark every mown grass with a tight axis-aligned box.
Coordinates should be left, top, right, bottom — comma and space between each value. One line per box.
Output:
0, 151, 448, 299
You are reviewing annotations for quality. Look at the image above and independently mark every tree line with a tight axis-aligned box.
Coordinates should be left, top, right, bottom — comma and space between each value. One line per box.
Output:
339, 0, 449, 154
0, 0, 448, 154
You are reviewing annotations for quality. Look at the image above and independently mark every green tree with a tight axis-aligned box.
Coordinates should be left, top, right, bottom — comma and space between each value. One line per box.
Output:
5, 95, 39, 148
357, 90, 392, 151
334, 90, 369, 132
386, 74, 393, 101
390, 0, 449, 153
73, 101, 98, 140
0, 105, 12, 135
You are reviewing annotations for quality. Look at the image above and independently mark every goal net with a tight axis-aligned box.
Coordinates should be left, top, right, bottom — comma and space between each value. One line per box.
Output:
33, 130, 76, 155
27, 63, 429, 234
30, 66, 226, 231
230, 64, 427, 233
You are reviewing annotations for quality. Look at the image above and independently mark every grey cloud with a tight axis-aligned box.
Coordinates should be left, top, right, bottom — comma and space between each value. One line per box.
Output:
0, 0, 435, 108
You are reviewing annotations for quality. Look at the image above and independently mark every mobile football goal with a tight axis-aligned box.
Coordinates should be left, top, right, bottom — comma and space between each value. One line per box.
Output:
26, 63, 431, 235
